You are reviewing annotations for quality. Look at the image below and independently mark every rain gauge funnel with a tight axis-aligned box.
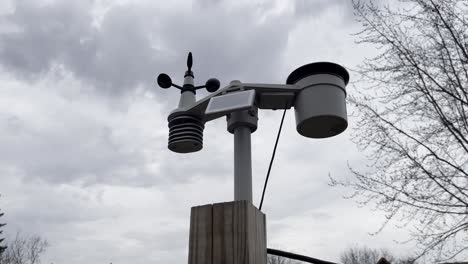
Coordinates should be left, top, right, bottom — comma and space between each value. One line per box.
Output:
287, 62, 350, 138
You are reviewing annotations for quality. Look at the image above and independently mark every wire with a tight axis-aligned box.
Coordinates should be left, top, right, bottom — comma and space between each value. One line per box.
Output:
258, 109, 339, 264
267, 248, 339, 264
258, 107, 287, 211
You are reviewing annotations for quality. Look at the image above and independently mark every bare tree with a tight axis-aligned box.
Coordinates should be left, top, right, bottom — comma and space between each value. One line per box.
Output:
0, 215, 6, 256
0, 195, 7, 257
340, 247, 396, 264
331, 0, 468, 261
0, 232, 48, 264
340, 247, 418, 264
267, 254, 299, 264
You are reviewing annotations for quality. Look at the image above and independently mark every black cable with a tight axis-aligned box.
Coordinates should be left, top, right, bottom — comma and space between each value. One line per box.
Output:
259, 108, 287, 211
267, 248, 339, 264
259, 109, 340, 264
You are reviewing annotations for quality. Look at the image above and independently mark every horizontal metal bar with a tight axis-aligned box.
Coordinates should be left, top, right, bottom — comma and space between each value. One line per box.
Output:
267, 248, 339, 264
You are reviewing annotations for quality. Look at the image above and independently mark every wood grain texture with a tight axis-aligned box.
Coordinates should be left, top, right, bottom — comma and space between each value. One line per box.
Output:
188, 204, 213, 264
188, 201, 266, 264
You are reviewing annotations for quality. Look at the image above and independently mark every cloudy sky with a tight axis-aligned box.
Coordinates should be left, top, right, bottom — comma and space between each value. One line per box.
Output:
0, 0, 416, 263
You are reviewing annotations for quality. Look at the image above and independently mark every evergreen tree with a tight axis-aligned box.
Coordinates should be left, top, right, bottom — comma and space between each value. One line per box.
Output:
0, 197, 6, 255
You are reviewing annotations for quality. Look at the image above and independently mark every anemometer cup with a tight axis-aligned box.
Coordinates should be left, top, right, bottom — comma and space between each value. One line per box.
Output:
287, 62, 349, 139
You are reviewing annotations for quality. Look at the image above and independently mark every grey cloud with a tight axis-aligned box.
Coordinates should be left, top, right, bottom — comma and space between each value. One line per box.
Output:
0, 0, 300, 188
2, 183, 118, 235
0, 0, 295, 98
0, 0, 164, 96
181, 0, 293, 83
0, 113, 147, 185
0, 84, 236, 187
294, 0, 341, 17
124, 229, 188, 252
0, 79, 179, 187
195, 0, 224, 8
293, 0, 380, 23
0, 1, 93, 78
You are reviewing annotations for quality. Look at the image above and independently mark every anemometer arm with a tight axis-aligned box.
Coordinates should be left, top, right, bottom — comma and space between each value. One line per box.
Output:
168, 81, 301, 123
158, 51, 349, 160
169, 70, 347, 123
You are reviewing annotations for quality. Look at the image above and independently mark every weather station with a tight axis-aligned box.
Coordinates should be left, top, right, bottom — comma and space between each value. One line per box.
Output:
157, 52, 349, 264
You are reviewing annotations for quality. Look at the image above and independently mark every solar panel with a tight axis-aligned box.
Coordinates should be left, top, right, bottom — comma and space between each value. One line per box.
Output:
205, 90, 255, 116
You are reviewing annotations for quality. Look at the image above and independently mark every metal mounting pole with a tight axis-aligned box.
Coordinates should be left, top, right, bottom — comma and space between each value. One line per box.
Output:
234, 125, 252, 202
227, 107, 258, 203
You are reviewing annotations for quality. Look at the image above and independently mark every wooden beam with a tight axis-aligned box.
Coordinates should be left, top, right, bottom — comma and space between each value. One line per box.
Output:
188, 204, 213, 264
188, 201, 266, 264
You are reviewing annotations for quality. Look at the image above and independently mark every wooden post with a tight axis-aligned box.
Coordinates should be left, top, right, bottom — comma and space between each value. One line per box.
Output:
188, 200, 266, 264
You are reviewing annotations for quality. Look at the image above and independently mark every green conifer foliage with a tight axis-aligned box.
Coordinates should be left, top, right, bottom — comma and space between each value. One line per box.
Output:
0, 205, 6, 255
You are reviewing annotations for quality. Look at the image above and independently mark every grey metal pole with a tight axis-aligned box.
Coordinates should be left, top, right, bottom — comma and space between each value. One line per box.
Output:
227, 106, 258, 203
234, 125, 253, 202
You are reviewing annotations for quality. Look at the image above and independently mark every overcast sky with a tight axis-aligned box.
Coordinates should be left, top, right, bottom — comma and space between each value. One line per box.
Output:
0, 0, 417, 263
